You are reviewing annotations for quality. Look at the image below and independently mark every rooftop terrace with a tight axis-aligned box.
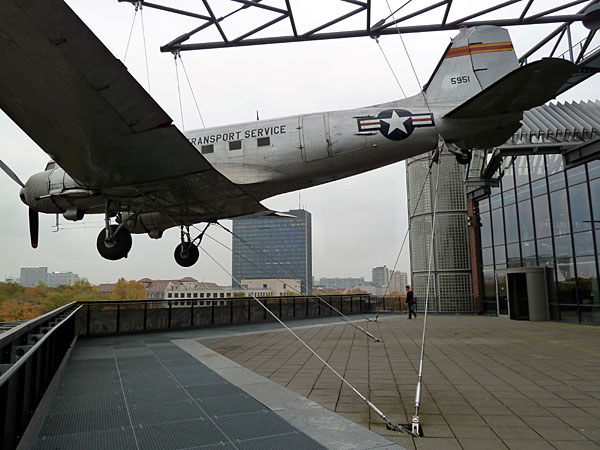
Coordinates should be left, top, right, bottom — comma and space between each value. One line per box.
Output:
11, 312, 600, 449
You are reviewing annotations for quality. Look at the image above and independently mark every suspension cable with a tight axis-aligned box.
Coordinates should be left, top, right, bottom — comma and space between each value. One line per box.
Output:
138, 2, 151, 93
374, 37, 406, 98
199, 243, 418, 437
201, 226, 381, 342
173, 52, 185, 130
412, 148, 443, 436
179, 56, 207, 128
381, 155, 435, 298
123, 3, 139, 62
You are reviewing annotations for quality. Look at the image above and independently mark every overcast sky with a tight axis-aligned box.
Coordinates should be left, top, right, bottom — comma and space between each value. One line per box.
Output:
1, 0, 598, 286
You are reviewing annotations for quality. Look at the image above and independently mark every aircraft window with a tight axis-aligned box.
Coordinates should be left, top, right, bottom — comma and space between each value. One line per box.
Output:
174, 293, 179, 298
257, 137, 270, 147
167, 293, 172, 298
193, 293, 198, 298
201, 144, 214, 154
44, 161, 57, 170
229, 140, 242, 151
200, 293, 204, 298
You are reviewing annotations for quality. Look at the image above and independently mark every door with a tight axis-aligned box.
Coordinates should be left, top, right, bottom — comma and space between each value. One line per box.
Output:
300, 114, 330, 162
507, 273, 529, 320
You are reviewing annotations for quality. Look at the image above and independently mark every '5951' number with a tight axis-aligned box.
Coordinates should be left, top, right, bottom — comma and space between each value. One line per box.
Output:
450, 76, 471, 84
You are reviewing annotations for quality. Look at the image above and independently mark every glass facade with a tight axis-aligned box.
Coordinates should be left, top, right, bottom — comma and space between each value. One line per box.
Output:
407, 153, 474, 313
477, 156, 600, 323
232, 209, 312, 293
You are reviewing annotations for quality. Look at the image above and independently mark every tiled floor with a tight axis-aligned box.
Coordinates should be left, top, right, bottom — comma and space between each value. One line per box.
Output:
201, 315, 600, 450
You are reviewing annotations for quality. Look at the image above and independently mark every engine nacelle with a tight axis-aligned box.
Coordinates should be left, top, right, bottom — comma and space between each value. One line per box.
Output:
63, 207, 85, 221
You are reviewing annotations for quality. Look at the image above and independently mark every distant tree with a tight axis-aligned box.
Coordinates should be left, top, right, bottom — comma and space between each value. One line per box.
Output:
0, 297, 42, 321
111, 279, 147, 300
0, 283, 25, 301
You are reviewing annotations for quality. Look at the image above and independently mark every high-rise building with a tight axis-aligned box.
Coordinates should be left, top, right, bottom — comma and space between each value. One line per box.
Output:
19, 267, 48, 287
371, 266, 391, 287
389, 271, 408, 293
232, 209, 312, 293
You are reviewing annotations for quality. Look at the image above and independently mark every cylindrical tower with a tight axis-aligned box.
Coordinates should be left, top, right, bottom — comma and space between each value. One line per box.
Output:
406, 152, 474, 312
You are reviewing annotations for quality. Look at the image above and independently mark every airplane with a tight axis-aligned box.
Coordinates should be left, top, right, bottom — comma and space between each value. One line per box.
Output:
0, 0, 575, 267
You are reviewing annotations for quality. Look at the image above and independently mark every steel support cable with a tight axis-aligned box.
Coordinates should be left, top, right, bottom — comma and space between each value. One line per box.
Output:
411, 150, 443, 436
179, 56, 207, 128
123, 4, 139, 62
174, 53, 185, 130
139, 3, 152, 93
381, 155, 435, 298
375, 38, 407, 98
199, 243, 418, 437
200, 227, 382, 342
214, 222, 381, 332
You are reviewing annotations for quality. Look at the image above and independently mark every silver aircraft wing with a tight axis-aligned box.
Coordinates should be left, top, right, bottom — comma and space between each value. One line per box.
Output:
0, 0, 266, 217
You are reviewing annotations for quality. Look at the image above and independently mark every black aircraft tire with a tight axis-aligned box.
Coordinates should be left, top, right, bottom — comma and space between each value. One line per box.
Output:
174, 243, 200, 267
456, 151, 472, 165
97, 225, 132, 261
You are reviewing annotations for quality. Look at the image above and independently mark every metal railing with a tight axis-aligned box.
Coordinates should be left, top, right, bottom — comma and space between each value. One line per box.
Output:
0, 302, 80, 450
76, 294, 372, 336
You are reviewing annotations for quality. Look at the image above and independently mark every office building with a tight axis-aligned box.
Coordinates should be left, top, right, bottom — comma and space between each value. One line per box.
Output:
318, 277, 365, 290
19, 267, 48, 287
371, 266, 391, 288
474, 155, 600, 324
232, 209, 312, 293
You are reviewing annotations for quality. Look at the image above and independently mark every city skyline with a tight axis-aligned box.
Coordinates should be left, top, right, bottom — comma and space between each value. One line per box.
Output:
0, 1, 597, 286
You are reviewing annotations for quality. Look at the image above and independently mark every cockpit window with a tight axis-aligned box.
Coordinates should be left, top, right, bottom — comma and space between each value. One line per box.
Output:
44, 161, 57, 170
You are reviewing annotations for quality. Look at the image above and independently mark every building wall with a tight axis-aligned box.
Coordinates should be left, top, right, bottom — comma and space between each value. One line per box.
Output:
19, 267, 48, 287
241, 278, 301, 296
407, 153, 474, 312
232, 209, 312, 293
372, 266, 390, 288
476, 155, 600, 324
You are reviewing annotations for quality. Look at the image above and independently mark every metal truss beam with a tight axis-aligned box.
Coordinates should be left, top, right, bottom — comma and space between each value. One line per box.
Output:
115, 0, 600, 54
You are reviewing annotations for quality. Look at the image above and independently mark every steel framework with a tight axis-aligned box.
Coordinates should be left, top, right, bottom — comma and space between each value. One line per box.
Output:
117, 0, 600, 58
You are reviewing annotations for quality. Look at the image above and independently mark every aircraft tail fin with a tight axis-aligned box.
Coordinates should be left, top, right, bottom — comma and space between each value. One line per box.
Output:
424, 26, 519, 105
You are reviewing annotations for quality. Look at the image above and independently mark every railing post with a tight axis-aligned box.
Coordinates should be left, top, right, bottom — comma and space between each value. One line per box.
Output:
86, 303, 91, 335
190, 301, 194, 327
143, 302, 148, 331
116, 304, 120, 333
168, 301, 172, 328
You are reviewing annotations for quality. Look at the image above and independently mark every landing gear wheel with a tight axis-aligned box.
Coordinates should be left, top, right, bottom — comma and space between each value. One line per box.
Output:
174, 243, 199, 267
97, 225, 132, 260
455, 151, 472, 165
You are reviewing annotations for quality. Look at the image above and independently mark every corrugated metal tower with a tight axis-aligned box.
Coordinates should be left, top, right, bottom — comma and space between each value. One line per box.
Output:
406, 152, 474, 312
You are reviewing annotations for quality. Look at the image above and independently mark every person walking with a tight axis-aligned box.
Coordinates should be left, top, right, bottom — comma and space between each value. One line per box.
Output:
406, 285, 417, 319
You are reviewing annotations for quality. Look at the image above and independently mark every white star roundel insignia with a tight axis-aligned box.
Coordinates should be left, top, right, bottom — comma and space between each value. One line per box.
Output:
356, 109, 434, 141
378, 109, 414, 141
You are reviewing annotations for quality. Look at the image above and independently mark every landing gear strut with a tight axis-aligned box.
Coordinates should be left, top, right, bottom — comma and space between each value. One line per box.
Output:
173, 224, 208, 267
447, 144, 472, 165
97, 224, 132, 260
